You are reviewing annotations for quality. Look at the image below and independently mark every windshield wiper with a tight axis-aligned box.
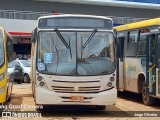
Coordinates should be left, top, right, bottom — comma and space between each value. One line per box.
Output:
68, 36, 72, 59
82, 29, 97, 48
55, 29, 70, 49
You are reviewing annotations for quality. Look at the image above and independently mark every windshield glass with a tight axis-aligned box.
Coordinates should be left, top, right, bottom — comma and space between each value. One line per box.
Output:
20, 60, 31, 67
37, 31, 115, 76
0, 32, 4, 66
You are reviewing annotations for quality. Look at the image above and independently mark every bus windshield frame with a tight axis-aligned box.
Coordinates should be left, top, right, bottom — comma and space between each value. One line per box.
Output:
36, 29, 115, 76
38, 17, 113, 30
0, 31, 4, 67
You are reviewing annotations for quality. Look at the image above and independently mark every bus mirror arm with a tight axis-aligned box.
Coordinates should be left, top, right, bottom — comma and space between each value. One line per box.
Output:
31, 28, 37, 43
113, 28, 117, 38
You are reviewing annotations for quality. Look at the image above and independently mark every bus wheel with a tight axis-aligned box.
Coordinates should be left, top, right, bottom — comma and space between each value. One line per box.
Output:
142, 81, 155, 106
96, 105, 106, 110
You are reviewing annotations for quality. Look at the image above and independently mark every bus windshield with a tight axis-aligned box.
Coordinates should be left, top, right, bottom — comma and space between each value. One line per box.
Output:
0, 32, 4, 66
37, 31, 115, 76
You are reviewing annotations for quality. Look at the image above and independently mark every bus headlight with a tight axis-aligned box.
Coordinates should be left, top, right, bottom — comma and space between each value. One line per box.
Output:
39, 81, 45, 87
39, 81, 48, 89
0, 86, 5, 94
37, 76, 42, 81
110, 77, 115, 82
107, 82, 113, 87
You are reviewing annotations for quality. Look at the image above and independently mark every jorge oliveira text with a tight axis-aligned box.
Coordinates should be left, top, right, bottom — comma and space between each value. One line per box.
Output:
134, 112, 158, 117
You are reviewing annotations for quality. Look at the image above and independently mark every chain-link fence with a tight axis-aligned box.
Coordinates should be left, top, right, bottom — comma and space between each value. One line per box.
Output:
0, 9, 148, 25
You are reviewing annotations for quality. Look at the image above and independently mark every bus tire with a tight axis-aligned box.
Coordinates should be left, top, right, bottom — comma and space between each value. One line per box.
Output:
142, 81, 155, 106
96, 105, 106, 110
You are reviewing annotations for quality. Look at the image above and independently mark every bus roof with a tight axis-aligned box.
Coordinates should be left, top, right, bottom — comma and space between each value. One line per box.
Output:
115, 17, 160, 31
38, 14, 112, 21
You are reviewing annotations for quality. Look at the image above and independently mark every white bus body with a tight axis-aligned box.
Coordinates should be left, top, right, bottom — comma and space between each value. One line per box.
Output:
31, 14, 117, 110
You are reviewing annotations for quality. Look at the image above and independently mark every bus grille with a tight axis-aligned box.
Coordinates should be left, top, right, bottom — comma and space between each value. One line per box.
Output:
52, 86, 101, 93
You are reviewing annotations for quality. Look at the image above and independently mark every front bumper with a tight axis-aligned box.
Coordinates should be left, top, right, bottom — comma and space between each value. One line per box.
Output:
35, 86, 117, 106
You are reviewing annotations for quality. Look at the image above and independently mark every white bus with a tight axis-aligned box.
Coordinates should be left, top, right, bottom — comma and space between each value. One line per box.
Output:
31, 14, 117, 110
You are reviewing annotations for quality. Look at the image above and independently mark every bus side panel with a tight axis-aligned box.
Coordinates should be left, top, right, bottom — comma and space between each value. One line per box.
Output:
116, 34, 125, 90
31, 43, 36, 97
0, 29, 7, 103
117, 59, 124, 90
124, 57, 146, 93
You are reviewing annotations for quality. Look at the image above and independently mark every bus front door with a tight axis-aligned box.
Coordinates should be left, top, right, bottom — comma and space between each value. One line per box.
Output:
146, 34, 156, 96
156, 34, 160, 96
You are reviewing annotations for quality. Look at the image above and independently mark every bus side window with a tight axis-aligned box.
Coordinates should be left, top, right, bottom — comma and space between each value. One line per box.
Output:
126, 30, 138, 57
137, 29, 149, 56
157, 35, 160, 68
6, 35, 14, 62
149, 34, 156, 64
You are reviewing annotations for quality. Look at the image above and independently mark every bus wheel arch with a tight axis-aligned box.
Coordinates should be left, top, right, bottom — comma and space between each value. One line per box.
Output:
137, 74, 155, 106
142, 81, 155, 106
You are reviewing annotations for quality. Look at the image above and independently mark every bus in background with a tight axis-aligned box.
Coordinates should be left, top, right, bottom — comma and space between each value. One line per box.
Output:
115, 17, 160, 106
31, 14, 117, 110
0, 27, 14, 107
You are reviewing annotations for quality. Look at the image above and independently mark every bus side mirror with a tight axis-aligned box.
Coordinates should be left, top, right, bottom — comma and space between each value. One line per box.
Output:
31, 28, 37, 43
113, 28, 117, 38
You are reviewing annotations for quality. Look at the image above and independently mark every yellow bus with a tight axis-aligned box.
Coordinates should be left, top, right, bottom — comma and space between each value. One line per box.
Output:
115, 17, 160, 105
31, 14, 117, 110
0, 27, 14, 107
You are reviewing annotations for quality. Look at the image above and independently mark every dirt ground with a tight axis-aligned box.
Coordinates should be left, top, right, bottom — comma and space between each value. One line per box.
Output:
1, 83, 160, 120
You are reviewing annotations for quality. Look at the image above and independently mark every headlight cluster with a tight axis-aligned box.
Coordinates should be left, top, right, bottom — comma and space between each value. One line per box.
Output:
36, 75, 47, 88
107, 75, 115, 88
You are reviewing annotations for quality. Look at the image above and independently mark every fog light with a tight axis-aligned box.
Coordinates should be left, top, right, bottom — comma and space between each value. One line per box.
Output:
37, 76, 42, 81
107, 82, 112, 87
39, 81, 45, 87
110, 77, 115, 82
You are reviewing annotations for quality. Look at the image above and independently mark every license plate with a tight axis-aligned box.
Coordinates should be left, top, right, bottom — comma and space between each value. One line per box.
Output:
70, 96, 84, 101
